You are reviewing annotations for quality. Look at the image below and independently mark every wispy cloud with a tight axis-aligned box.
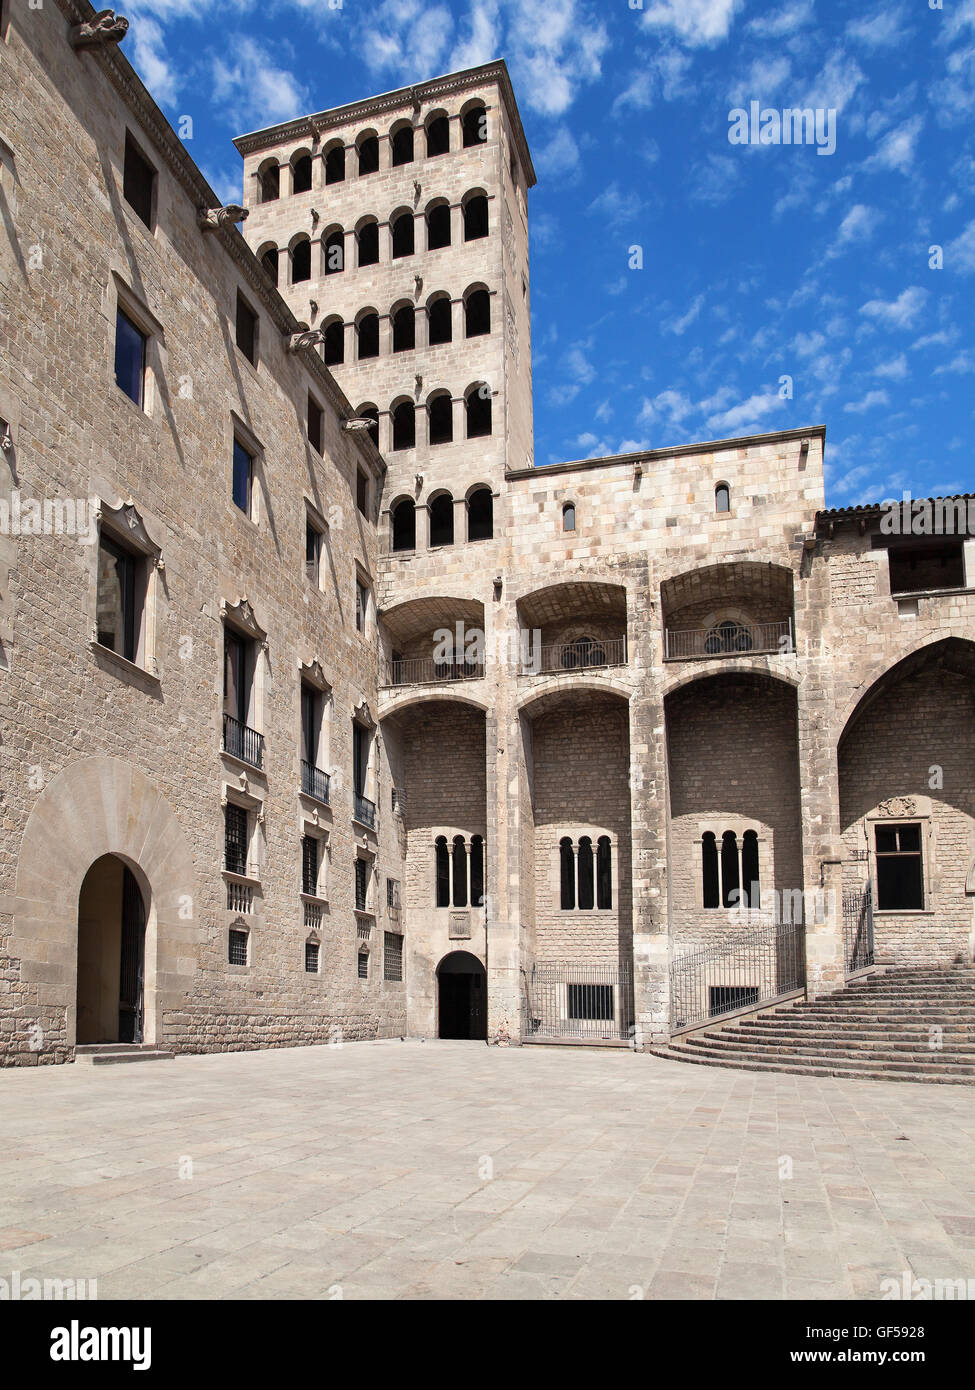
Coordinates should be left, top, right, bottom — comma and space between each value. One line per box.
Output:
859, 286, 927, 329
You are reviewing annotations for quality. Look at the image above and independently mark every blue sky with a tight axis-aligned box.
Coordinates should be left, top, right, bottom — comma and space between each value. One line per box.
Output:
123, 0, 975, 505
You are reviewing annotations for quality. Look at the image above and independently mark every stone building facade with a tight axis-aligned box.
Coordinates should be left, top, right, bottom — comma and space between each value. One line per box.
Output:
1, 1, 973, 1065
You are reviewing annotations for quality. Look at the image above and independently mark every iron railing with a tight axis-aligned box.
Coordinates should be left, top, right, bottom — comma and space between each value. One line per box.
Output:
223, 712, 264, 769
301, 760, 330, 803
353, 792, 376, 828
519, 636, 627, 676
664, 618, 793, 661
386, 656, 485, 687
670, 921, 805, 1032
843, 882, 874, 974
522, 960, 635, 1041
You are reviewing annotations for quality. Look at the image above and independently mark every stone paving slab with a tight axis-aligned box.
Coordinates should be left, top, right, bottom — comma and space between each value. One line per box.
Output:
2, 1040, 975, 1300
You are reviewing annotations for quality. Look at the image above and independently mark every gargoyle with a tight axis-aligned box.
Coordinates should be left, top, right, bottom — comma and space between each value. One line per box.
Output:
70, 9, 129, 49
288, 328, 326, 353
197, 205, 248, 232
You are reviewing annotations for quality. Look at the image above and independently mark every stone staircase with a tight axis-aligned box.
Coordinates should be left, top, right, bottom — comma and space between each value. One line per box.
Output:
74, 1043, 175, 1066
652, 968, 975, 1084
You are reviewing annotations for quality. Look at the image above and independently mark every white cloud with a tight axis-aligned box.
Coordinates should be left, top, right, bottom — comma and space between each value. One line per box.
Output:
535, 125, 581, 180
859, 286, 927, 329
688, 152, 739, 205
587, 182, 644, 227
562, 345, 596, 385
793, 331, 826, 359
747, 0, 814, 38
449, 0, 502, 70
801, 51, 865, 115
864, 115, 924, 174
873, 355, 909, 380
946, 219, 975, 273
728, 55, 792, 106
828, 203, 882, 256
642, 0, 742, 47
844, 389, 890, 414
212, 36, 310, 126
934, 351, 975, 375
128, 16, 180, 106
846, 5, 907, 49
665, 294, 705, 335
706, 391, 785, 433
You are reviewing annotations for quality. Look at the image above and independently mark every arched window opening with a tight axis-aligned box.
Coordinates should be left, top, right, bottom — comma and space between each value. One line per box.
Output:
577, 837, 595, 910
357, 313, 379, 360
715, 482, 730, 513
426, 203, 451, 250
291, 238, 311, 283
702, 833, 719, 909
428, 295, 452, 344
391, 124, 414, 166
357, 221, 379, 267
466, 385, 492, 438
429, 493, 454, 547
462, 104, 487, 147
470, 835, 485, 907
426, 114, 449, 157
467, 487, 493, 542
323, 228, 344, 275
357, 134, 379, 175
452, 835, 468, 908
323, 319, 344, 366
465, 288, 490, 337
391, 498, 416, 552
428, 394, 453, 446
324, 143, 345, 184
357, 404, 379, 447
559, 838, 575, 911
392, 304, 415, 353
721, 831, 740, 909
704, 619, 753, 655
291, 153, 312, 193
435, 836, 450, 907
562, 502, 576, 532
392, 401, 415, 451
596, 837, 612, 909
259, 246, 278, 284
742, 830, 760, 909
463, 194, 488, 241
391, 212, 414, 259
258, 161, 279, 203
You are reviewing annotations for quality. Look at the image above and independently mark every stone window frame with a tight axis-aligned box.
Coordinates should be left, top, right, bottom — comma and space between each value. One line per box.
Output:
866, 797, 936, 915
354, 564, 374, 638
714, 481, 732, 516
90, 497, 163, 682
300, 818, 329, 903
354, 844, 376, 917
234, 288, 260, 370
229, 413, 266, 527
220, 596, 269, 754
562, 500, 577, 533
697, 820, 768, 913
111, 272, 164, 418
554, 827, 617, 913
299, 658, 333, 795
303, 501, 328, 591
221, 779, 265, 885
433, 830, 486, 909
228, 919, 251, 970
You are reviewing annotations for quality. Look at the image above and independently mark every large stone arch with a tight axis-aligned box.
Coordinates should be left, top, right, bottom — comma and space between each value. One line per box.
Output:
12, 756, 199, 1051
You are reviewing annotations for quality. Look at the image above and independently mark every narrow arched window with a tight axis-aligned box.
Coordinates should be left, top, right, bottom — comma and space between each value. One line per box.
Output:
357, 404, 379, 447
357, 221, 379, 267
291, 239, 311, 283
391, 125, 414, 166
324, 144, 345, 184
258, 162, 279, 203
291, 154, 312, 193
427, 203, 451, 250
435, 836, 450, 907
391, 212, 414, 258
357, 313, 379, 360
702, 832, 719, 909
465, 289, 490, 337
463, 194, 488, 241
562, 502, 575, 532
470, 835, 484, 907
428, 295, 452, 344
323, 229, 344, 275
260, 246, 278, 284
742, 830, 760, 909
467, 488, 493, 542
462, 105, 487, 147
466, 385, 492, 438
391, 498, 415, 552
452, 835, 468, 907
721, 830, 740, 909
559, 838, 575, 911
358, 134, 379, 175
322, 319, 344, 366
428, 394, 453, 446
577, 837, 594, 910
392, 401, 415, 451
392, 304, 415, 353
429, 493, 454, 547
715, 483, 730, 513
596, 837, 612, 909
426, 114, 449, 156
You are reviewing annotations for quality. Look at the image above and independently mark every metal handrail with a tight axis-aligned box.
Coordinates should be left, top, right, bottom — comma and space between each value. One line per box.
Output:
301, 760, 330, 804
223, 712, 264, 769
670, 920, 805, 1031
354, 792, 376, 828
519, 636, 627, 676
664, 618, 793, 661
386, 657, 485, 687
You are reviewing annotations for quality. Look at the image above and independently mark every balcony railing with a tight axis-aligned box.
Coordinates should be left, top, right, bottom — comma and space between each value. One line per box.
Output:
301, 760, 330, 804
223, 712, 264, 769
520, 635, 627, 676
385, 657, 485, 687
354, 792, 376, 828
304, 900, 324, 930
664, 618, 793, 662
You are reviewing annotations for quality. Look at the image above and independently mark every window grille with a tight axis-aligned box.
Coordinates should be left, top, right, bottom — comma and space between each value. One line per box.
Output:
228, 928, 248, 966
384, 932, 403, 982
224, 803, 248, 876
305, 941, 320, 973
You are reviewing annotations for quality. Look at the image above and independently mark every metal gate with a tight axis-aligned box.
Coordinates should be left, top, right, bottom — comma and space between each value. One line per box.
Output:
522, 961, 635, 1041
670, 921, 805, 1032
842, 881, 874, 975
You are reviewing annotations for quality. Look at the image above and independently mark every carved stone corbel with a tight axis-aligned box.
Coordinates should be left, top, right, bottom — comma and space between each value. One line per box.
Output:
288, 328, 325, 353
70, 9, 129, 49
198, 205, 248, 232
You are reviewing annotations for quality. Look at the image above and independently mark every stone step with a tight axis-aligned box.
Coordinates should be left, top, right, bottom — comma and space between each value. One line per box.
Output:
649, 1046, 975, 1085
74, 1044, 175, 1065
731, 1018, 975, 1036
682, 1035, 975, 1065
674, 1039, 975, 1075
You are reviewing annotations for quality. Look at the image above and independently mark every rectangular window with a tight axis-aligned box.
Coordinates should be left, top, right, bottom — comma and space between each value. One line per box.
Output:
354, 857, 368, 911
232, 438, 253, 515
308, 395, 324, 454
352, 723, 368, 797
876, 823, 924, 910
355, 578, 369, 633
114, 308, 146, 408
228, 928, 248, 966
305, 941, 320, 973
356, 468, 368, 517
709, 985, 759, 1017
386, 877, 400, 911
305, 518, 322, 586
384, 931, 403, 982
889, 543, 965, 595
96, 533, 139, 662
224, 802, 249, 876
236, 292, 258, 365
358, 950, 369, 980
567, 983, 613, 1021
123, 131, 155, 229
302, 834, 319, 896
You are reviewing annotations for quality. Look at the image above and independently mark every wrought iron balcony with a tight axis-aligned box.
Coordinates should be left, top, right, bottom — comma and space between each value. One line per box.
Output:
301, 760, 330, 803
222, 712, 264, 769
519, 635, 627, 676
385, 656, 485, 687
353, 791, 376, 828
664, 618, 794, 662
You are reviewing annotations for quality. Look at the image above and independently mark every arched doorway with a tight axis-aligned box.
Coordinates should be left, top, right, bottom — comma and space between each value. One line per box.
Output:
437, 950, 486, 1040
76, 855, 147, 1045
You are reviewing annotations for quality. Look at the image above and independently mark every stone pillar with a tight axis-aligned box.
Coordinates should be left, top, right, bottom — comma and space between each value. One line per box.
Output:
486, 594, 522, 1043
450, 296, 464, 344
379, 313, 392, 358
415, 502, 430, 551
806, 857, 846, 999
450, 202, 463, 249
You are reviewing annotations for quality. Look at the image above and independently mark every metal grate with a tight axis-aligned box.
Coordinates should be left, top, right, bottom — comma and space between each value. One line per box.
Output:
222, 712, 264, 768
843, 881, 874, 974
670, 921, 805, 1031
305, 941, 320, 973
301, 760, 330, 803
357, 950, 369, 979
228, 928, 248, 966
522, 961, 634, 1041
301, 835, 319, 896
664, 618, 793, 662
354, 792, 376, 828
224, 803, 248, 876
354, 857, 368, 911
386, 656, 486, 687
519, 636, 627, 676
383, 931, 403, 981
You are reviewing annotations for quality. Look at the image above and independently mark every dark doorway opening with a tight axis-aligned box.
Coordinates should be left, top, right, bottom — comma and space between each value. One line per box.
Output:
437, 950, 486, 1040
77, 856, 147, 1044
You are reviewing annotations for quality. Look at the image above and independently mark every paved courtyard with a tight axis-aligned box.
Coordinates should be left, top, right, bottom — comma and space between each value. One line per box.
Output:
2, 1041, 975, 1300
